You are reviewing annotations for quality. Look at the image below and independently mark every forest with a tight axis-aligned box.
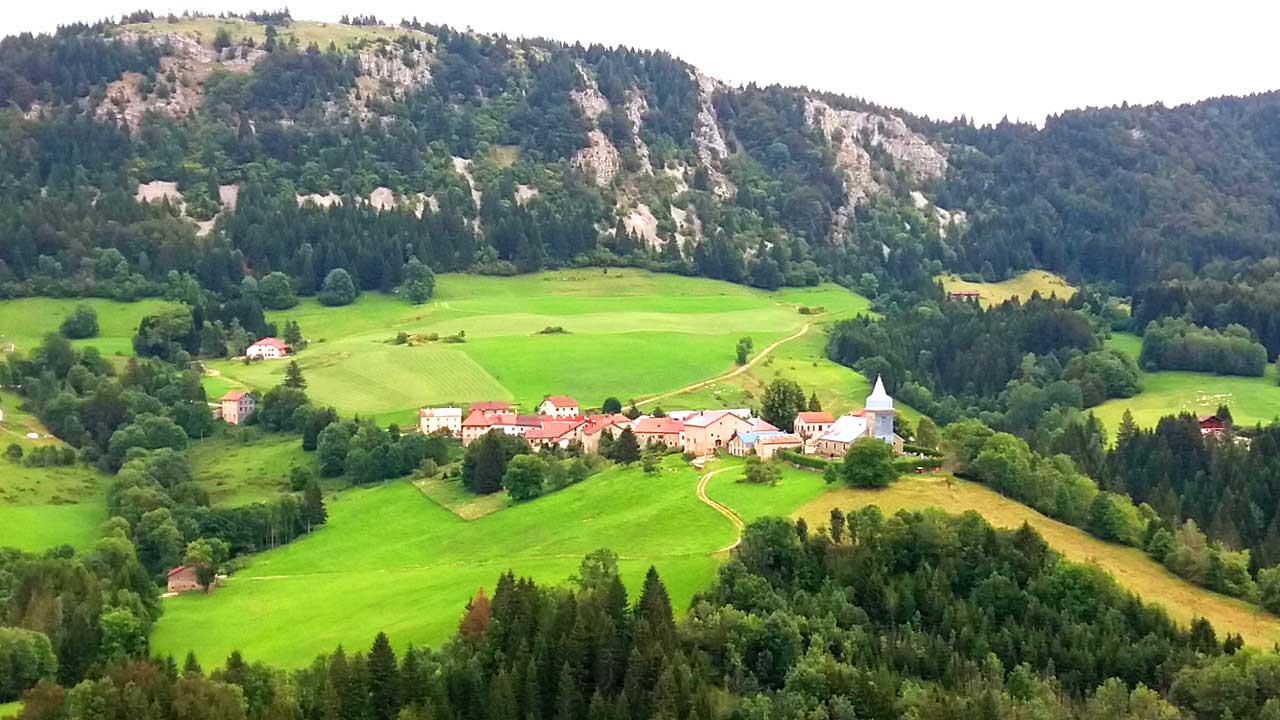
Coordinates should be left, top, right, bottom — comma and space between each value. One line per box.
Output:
9, 513, 1280, 720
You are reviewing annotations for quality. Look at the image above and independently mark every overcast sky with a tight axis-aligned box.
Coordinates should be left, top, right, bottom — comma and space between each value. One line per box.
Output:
9, 0, 1279, 125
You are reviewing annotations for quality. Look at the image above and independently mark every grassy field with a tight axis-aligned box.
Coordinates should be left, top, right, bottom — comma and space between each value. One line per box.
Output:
0, 297, 176, 357
0, 391, 107, 551
151, 454, 826, 668
794, 475, 1280, 648
189, 429, 321, 506
0, 702, 20, 719
205, 271, 874, 425
937, 269, 1077, 307
1092, 332, 1280, 432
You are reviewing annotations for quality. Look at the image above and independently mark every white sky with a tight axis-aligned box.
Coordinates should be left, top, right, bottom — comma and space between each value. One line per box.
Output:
7, 0, 1278, 125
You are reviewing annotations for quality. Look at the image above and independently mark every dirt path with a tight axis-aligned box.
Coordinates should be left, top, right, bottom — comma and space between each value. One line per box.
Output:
696, 468, 745, 553
637, 323, 810, 407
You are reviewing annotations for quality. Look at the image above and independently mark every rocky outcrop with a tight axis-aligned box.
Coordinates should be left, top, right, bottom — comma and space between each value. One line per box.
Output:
690, 72, 734, 199
356, 46, 432, 98
804, 97, 949, 238
297, 193, 344, 209
910, 190, 966, 238
135, 181, 184, 208
624, 91, 653, 174
670, 203, 702, 247
515, 184, 539, 206
573, 130, 622, 187
622, 203, 661, 247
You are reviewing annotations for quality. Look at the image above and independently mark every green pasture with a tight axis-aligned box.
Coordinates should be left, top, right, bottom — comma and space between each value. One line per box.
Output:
207, 271, 873, 421
1093, 332, 1280, 433
117, 17, 431, 50
151, 453, 823, 668
937, 269, 1077, 307
0, 297, 176, 357
0, 391, 107, 551
189, 429, 321, 506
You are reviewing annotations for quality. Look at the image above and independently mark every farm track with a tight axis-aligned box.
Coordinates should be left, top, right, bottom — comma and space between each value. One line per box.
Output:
696, 468, 745, 553
637, 323, 811, 407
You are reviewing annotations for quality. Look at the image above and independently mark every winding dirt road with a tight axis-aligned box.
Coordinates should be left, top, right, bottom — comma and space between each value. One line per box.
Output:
696, 468, 745, 553
636, 323, 810, 407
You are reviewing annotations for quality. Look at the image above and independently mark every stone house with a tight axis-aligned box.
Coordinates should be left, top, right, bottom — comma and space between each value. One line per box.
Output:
219, 390, 255, 425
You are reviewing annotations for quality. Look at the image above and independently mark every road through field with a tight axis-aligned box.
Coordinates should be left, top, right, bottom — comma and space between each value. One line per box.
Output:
637, 323, 810, 407
696, 468, 745, 553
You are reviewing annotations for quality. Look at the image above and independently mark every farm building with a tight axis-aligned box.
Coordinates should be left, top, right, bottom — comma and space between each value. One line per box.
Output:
219, 390, 256, 425
682, 410, 753, 456
538, 396, 580, 418
419, 407, 463, 436
814, 376, 902, 456
793, 411, 834, 439
525, 420, 587, 449
470, 401, 513, 418
632, 417, 684, 448
947, 291, 981, 302
580, 414, 632, 453
1199, 414, 1227, 436
166, 565, 201, 594
728, 431, 804, 459
245, 337, 290, 360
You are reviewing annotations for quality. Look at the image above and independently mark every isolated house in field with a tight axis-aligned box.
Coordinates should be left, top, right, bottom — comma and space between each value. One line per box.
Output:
245, 337, 290, 360
794, 411, 835, 440
815, 376, 902, 456
1199, 414, 1227, 437
632, 417, 684, 448
219, 390, 256, 425
419, 407, 463, 436
538, 396, 580, 418
682, 410, 754, 456
166, 565, 201, 594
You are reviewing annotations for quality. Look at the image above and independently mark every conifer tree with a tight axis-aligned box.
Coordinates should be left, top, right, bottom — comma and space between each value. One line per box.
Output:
806, 392, 822, 412
635, 566, 674, 641
368, 632, 400, 720
284, 360, 307, 389
609, 428, 640, 464
303, 479, 327, 531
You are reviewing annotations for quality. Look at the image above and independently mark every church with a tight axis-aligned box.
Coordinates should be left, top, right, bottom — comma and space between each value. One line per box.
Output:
813, 376, 903, 456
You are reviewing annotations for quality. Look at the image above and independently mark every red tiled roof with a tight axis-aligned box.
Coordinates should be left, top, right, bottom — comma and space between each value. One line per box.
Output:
796, 412, 835, 424
683, 410, 749, 428
462, 410, 495, 427
750, 419, 780, 432
633, 417, 684, 435
542, 395, 579, 407
250, 337, 288, 350
515, 414, 544, 427
166, 565, 191, 578
220, 391, 247, 402
526, 421, 582, 441
470, 401, 512, 412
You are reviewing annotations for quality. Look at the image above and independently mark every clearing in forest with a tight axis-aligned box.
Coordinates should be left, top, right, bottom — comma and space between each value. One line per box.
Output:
937, 269, 1077, 307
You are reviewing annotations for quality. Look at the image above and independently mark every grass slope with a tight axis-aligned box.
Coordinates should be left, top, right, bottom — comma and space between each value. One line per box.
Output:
1093, 332, 1280, 432
189, 430, 321, 506
938, 270, 1077, 307
152, 454, 821, 668
0, 297, 176, 357
794, 475, 1280, 648
207, 271, 872, 424
118, 18, 431, 50
0, 391, 106, 551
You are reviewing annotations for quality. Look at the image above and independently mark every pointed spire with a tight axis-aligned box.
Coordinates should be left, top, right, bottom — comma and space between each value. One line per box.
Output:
865, 375, 894, 411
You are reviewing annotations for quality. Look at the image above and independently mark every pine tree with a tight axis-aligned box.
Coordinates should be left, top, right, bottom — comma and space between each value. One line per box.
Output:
303, 479, 327, 531
182, 651, 203, 677
284, 319, 303, 346
807, 392, 822, 412
284, 360, 307, 389
635, 566, 674, 641
459, 586, 492, 642
610, 428, 640, 464
368, 632, 401, 720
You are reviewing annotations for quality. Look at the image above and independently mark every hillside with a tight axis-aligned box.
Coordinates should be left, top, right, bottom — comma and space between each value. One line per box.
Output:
5, 10, 1280, 309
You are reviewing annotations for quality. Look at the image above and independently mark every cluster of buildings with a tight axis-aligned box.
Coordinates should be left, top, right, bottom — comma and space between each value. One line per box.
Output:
421, 376, 902, 459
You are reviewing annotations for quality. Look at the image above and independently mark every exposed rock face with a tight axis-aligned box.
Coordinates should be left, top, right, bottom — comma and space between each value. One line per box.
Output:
670, 203, 702, 247
356, 46, 432, 98
515, 184, 539, 206
624, 91, 653, 174
451, 157, 483, 211
622, 203, 661, 247
570, 76, 610, 122
910, 190, 966, 237
135, 180, 184, 208
369, 186, 397, 211
98, 32, 264, 132
804, 97, 949, 237
690, 71, 734, 199
573, 130, 621, 187
297, 193, 344, 209
219, 184, 240, 211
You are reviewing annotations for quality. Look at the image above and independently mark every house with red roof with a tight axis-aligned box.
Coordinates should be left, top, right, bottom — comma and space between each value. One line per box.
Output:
166, 565, 201, 594
526, 419, 588, 450
1199, 414, 1227, 437
632, 417, 684, 449
580, 414, 631, 453
245, 337, 290, 360
538, 396, 580, 418
794, 411, 835, 440
219, 390, 255, 425
470, 401, 513, 418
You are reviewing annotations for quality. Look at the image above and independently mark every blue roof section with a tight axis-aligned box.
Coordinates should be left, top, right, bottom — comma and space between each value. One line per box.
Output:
736, 431, 787, 446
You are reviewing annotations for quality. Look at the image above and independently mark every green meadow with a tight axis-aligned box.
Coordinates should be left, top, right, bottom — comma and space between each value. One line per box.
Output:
207, 271, 873, 424
151, 456, 831, 668
1092, 332, 1280, 433
0, 391, 107, 551
188, 429, 322, 506
937, 269, 1077, 307
0, 297, 177, 357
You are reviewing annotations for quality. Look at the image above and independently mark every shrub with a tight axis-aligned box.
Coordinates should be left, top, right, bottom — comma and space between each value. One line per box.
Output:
59, 304, 99, 339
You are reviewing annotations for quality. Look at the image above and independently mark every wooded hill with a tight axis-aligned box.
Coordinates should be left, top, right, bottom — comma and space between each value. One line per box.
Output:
4, 10, 1280, 306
